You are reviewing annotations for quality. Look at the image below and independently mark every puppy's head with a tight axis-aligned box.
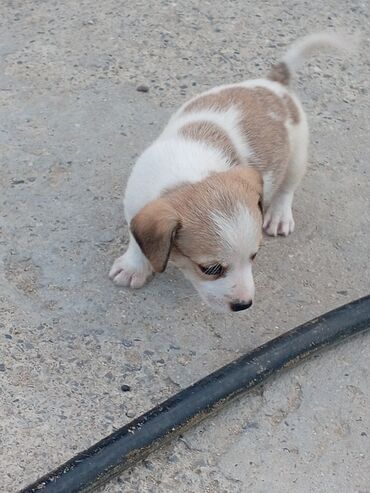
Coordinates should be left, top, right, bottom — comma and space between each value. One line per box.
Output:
131, 167, 263, 312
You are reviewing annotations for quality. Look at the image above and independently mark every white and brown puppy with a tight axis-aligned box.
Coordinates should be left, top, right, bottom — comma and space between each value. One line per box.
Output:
110, 33, 349, 312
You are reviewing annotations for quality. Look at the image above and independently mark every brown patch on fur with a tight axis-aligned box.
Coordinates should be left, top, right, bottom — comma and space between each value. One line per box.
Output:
132, 167, 263, 277
183, 86, 290, 192
180, 121, 241, 166
282, 94, 300, 124
130, 200, 180, 273
165, 166, 263, 262
268, 62, 290, 86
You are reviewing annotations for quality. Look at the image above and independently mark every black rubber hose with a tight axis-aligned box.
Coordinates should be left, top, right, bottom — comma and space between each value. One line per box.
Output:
20, 295, 370, 493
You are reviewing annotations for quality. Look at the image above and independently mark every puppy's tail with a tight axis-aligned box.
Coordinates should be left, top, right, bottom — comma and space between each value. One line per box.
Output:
268, 32, 356, 86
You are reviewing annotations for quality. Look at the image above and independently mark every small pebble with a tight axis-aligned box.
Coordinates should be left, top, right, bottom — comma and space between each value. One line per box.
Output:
121, 338, 133, 348
136, 85, 149, 93
0, 364, 6, 372
121, 384, 131, 392
126, 409, 136, 418
143, 460, 155, 470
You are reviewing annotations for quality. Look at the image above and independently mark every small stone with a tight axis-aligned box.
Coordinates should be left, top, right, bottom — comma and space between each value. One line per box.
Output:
126, 409, 136, 418
11, 179, 25, 185
143, 459, 155, 470
120, 384, 131, 392
169, 344, 180, 350
136, 85, 149, 93
0, 364, 5, 372
194, 458, 207, 468
124, 350, 142, 371
104, 371, 114, 381
121, 338, 133, 348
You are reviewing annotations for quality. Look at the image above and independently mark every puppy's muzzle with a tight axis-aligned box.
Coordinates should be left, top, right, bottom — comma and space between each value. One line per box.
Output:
229, 300, 253, 312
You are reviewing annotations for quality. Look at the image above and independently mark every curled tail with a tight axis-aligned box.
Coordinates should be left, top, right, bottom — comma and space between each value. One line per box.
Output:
268, 32, 355, 86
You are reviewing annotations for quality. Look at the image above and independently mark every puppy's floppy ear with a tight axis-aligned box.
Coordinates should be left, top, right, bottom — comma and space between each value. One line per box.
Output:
130, 199, 180, 273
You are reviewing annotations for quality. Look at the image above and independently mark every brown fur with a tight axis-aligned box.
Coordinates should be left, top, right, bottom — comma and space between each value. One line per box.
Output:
180, 121, 241, 166
268, 62, 290, 86
131, 167, 263, 274
166, 167, 262, 263
183, 85, 301, 197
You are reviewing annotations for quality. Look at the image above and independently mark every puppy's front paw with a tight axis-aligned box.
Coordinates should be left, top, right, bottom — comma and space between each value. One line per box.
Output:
109, 254, 153, 288
263, 205, 295, 237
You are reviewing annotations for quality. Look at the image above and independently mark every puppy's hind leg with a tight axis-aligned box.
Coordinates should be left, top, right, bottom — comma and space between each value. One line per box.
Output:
109, 233, 153, 288
264, 115, 308, 237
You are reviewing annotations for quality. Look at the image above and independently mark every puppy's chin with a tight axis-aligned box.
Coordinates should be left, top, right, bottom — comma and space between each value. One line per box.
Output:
196, 289, 232, 313
204, 301, 232, 313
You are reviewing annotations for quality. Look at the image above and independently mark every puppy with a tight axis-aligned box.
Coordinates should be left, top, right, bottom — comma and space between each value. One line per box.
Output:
110, 33, 348, 312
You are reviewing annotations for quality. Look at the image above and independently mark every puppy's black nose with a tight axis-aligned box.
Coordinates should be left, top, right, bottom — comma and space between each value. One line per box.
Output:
230, 300, 253, 312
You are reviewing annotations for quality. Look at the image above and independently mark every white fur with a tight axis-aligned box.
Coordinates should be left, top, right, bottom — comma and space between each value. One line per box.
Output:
282, 32, 356, 72
208, 204, 259, 307
109, 233, 153, 288
212, 203, 260, 257
263, 191, 295, 236
262, 171, 275, 206
180, 204, 260, 311
264, 93, 308, 236
123, 138, 228, 222
194, 263, 255, 312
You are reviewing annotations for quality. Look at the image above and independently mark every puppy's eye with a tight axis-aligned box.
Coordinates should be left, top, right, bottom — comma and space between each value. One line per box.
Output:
198, 263, 225, 277
250, 252, 257, 260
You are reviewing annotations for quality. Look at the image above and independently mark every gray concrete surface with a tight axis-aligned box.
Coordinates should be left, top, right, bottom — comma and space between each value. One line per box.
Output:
0, 1, 369, 492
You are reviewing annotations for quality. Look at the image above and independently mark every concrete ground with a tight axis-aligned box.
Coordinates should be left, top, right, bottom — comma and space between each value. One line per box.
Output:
0, 1, 369, 492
